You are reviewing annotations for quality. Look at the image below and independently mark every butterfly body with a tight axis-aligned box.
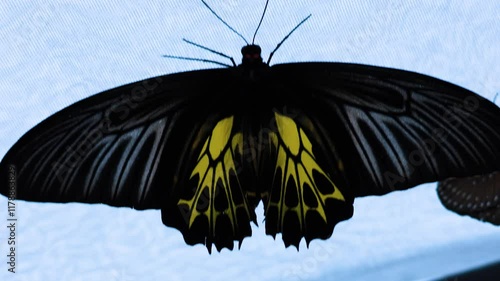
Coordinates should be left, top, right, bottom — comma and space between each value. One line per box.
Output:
2, 44, 500, 252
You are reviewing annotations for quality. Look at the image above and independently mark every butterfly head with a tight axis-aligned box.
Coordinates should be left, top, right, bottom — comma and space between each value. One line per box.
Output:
241, 44, 264, 66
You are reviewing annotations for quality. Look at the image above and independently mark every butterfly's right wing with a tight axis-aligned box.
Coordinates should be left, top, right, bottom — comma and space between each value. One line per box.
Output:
270, 63, 500, 197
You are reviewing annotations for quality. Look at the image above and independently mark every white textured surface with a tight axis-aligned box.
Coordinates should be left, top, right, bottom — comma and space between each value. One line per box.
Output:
0, 1, 499, 280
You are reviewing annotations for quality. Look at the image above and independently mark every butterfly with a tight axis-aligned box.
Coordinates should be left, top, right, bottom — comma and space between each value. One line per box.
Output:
438, 171, 500, 225
1, 1, 500, 253
437, 95, 500, 226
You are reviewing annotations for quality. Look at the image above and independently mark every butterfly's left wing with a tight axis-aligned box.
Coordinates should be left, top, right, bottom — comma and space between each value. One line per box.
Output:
437, 172, 500, 225
0, 69, 259, 252
269, 63, 500, 197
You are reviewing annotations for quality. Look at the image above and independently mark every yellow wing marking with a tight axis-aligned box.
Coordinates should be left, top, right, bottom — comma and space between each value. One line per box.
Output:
177, 116, 249, 237
269, 112, 344, 230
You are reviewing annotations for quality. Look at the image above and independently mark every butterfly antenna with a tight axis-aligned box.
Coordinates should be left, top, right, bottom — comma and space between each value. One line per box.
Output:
252, 0, 270, 44
183, 38, 236, 66
161, 55, 233, 68
162, 38, 236, 67
201, 0, 249, 45
267, 14, 311, 64
494, 93, 499, 104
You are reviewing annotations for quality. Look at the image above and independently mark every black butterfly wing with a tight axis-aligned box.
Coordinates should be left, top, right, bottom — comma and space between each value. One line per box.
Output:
3, 76, 161, 209
161, 114, 260, 253
1, 73, 186, 209
269, 63, 500, 197
262, 110, 354, 248
0, 68, 259, 252
437, 171, 500, 225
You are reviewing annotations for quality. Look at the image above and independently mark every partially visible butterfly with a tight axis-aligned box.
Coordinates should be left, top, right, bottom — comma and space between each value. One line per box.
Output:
437, 94, 500, 226
1, 1, 500, 253
438, 171, 500, 225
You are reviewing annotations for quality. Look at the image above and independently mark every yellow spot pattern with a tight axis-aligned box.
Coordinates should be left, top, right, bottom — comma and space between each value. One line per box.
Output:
178, 116, 249, 236
269, 112, 345, 230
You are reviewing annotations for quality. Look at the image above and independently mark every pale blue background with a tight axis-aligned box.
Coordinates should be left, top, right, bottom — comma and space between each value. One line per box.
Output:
0, 1, 499, 280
